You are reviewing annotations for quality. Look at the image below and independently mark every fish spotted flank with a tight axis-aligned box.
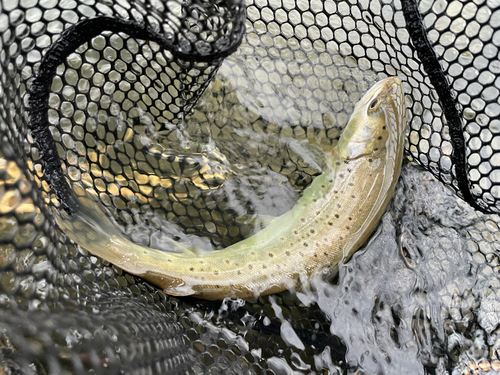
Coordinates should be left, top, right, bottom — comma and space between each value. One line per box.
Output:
58, 77, 407, 300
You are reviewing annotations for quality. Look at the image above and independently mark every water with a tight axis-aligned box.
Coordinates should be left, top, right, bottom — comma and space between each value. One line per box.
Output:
149, 41, 499, 370
46, 23, 500, 373
7, 3, 497, 371
52, 53, 500, 374
173, 162, 500, 374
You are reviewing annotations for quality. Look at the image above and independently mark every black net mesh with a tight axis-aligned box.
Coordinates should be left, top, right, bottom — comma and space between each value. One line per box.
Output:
2, 0, 500, 373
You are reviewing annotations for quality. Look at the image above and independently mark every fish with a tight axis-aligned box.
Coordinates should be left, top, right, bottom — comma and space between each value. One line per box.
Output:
57, 76, 407, 300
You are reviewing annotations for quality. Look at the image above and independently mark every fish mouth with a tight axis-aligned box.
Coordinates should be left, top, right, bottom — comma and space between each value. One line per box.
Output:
368, 76, 403, 98
384, 77, 404, 97
383, 76, 402, 87
373, 76, 406, 122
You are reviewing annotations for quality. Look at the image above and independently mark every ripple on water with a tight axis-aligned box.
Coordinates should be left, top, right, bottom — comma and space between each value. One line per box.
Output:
179, 163, 500, 374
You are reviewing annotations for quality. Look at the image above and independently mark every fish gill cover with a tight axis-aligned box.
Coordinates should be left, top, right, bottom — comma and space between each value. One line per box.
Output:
0, 0, 500, 373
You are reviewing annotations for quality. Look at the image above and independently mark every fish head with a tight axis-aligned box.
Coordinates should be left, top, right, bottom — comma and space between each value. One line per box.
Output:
337, 77, 407, 160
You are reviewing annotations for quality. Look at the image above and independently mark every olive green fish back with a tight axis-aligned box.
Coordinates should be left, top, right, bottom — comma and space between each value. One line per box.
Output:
1, 0, 500, 373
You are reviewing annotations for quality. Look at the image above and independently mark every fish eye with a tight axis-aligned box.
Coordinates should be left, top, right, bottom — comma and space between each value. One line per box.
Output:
370, 99, 379, 109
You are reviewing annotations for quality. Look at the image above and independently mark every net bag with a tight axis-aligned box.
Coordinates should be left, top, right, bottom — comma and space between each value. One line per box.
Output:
1, 0, 500, 373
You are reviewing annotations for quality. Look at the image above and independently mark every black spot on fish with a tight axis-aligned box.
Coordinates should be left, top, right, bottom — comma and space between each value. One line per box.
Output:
226, 260, 230, 264
286, 251, 290, 256
269, 253, 274, 257
168, 259, 172, 262
316, 243, 320, 247
237, 270, 241, 275
340, 236, 344, 240
337, 204, 341, 208
303, 243, 308, 247
334, 190, 338, 194
263, 265, 267, 269
344, 160, 349, 164
300, 251, 304, 256
377, 136, 382, 140
346, 226, 350, 230
214, 271, 219, 275
314, 253, 318, 257
335, 214, 339, 218
368, 158, 373, 162
328, 222, 333, 226
301, 218, 305, 222
313, 199, 316, 202
249, 265, 253, 270
324, 238, 328, 242
383, 126, 386, 130
190, 267, 194, 271
349, 217, 352, 220
251, 252, 255, 255
339, 174, 344, 178
321, 185, 325, 188
294, 230, 298, 234
351, 195, 355, 198
324, 252, 328, 256
310, 229, 315, 234
316, 211, 320, 215
348, 168, 352, 173
215, 285, 220, 288
336, 162, 340, 166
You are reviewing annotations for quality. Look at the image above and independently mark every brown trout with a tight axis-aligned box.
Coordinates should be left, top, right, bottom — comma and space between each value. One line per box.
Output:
58, 77, 407, 300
